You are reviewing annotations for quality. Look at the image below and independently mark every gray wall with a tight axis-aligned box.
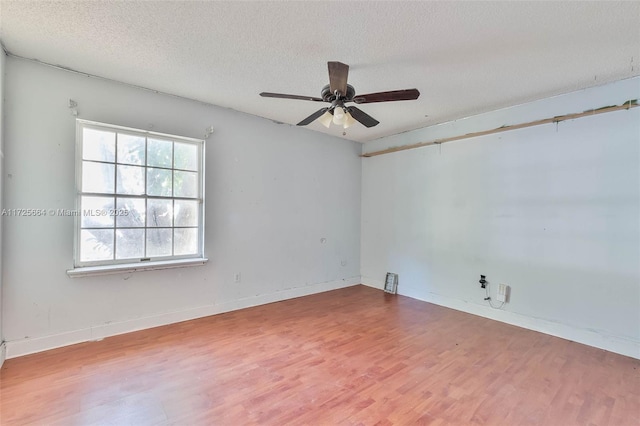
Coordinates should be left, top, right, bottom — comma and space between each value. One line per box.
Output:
361, 77, 640, 358
3, 57, 362, 357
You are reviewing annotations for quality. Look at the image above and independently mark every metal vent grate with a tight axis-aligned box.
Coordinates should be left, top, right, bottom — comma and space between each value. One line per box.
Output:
384, 273, 398, 294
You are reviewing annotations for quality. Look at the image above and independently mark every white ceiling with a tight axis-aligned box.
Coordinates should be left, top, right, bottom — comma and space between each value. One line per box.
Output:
1, 1, 638, 143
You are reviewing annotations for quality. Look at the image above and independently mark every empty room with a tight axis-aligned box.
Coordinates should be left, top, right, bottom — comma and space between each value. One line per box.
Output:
0, 1, 639, 425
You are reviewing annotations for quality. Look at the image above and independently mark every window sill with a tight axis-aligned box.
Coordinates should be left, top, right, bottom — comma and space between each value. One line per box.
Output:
67, 257, 208, 278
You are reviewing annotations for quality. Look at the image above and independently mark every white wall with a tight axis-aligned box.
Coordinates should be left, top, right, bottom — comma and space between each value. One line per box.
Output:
361, 78, 640, 359
0, 49, 6, 366
2, 57, 362, 357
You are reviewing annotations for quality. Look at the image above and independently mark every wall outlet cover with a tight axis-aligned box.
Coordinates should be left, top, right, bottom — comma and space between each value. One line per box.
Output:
497, 284, 508, 302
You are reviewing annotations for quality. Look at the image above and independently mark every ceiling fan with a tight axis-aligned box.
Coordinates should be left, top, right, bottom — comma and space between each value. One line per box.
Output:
260, 61, 420, 129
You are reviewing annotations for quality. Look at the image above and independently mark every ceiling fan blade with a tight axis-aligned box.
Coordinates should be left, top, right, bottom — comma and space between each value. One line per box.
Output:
347, 106, 379, 128
328, 62, 349, 97
352, 89, 420, 104
260, 92, 324, 102
297, 108, 330, 126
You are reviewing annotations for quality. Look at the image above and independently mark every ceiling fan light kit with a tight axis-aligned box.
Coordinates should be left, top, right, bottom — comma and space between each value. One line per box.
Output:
260, 61, 420, 129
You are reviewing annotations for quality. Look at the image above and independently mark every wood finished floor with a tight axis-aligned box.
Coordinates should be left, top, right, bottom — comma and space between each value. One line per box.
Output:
1, 285, 638, 425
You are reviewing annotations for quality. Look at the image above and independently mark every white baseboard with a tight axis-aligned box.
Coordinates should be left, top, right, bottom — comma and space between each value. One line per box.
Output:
6, 276, 360, 359
0, 341, 6, 368
361, 276, 385, 290
361, 276, 639, 360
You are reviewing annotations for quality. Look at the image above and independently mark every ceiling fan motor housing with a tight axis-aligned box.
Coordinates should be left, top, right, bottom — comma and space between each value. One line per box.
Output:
321, 84, 355, 102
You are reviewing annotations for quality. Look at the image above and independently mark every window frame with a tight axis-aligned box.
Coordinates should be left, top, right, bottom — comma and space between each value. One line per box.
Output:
68, 119, 207, 276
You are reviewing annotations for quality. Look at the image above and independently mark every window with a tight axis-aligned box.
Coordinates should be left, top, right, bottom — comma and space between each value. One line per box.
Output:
70, 120, 206, 275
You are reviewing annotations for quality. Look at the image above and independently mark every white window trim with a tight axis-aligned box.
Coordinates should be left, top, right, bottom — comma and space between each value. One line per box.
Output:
67, 119, 207, 277
67, 257, 208, 278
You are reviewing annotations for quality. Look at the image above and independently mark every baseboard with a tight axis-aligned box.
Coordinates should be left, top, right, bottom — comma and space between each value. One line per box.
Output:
0, 341, 6, 368
361, 276, 385, 290
6, 276, 360, 359
361, 276, 639, 360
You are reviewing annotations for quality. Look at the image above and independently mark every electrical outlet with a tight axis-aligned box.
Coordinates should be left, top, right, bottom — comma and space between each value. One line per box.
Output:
497, 284, 508, 302
234, 272, 241, 283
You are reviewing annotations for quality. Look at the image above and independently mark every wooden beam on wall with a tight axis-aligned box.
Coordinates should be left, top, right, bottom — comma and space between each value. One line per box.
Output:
361, 100, 638, 158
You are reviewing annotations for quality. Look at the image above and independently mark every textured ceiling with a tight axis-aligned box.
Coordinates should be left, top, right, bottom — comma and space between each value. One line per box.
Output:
1, 1, 638, 143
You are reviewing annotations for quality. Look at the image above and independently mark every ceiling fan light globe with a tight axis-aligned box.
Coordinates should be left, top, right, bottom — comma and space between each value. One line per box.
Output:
343, 111, 356, 129
333, 107, 345, 125
318, 111, 333, 128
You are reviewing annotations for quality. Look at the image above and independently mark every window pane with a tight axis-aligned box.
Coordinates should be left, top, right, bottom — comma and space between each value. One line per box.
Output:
174, 142, 198, 171
174, 200, 199, 227
147, 138, 172, 168
174, 228, 198, 256
81, 196, 114, 228
116, 198, 145, 228
117, 133, 145, 165
77, 122, 204, 267
174, 171, 198, 198
116, 229, 145, 259
147, 199, 173, 227
147, 228, 172, 257
147, 168, 172, 196
80, 229, 114, 261
82, 161, 115, 194
116, 165, 145, 195
83, 128, 115, 162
